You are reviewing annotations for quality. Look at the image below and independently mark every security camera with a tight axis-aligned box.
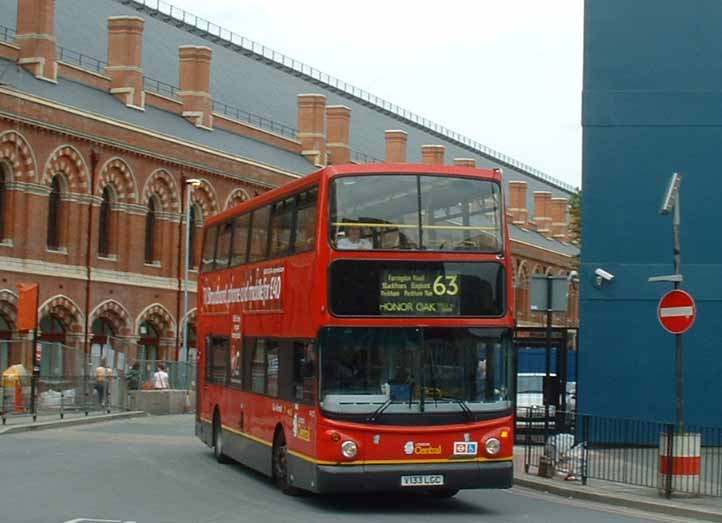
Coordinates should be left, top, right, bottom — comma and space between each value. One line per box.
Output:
567, 270, 579, 283
595, 268, 614, 281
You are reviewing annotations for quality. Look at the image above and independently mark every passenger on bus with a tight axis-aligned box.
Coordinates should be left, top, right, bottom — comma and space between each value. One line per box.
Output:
337, 226, 371, 250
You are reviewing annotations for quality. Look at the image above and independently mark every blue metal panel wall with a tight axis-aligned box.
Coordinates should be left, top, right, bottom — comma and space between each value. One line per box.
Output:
582, 0, 722, 425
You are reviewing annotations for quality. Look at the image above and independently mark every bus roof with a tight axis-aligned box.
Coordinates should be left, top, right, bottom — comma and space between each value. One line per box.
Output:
205, 163, 502, 227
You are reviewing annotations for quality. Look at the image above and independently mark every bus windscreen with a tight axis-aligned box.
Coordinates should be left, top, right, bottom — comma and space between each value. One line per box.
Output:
330, 174, 502, 252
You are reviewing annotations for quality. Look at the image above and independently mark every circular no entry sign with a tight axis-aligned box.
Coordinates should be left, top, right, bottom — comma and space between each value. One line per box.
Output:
658, 289, 696, 334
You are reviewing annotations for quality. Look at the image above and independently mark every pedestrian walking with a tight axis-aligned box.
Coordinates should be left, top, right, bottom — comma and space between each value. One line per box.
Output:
153, 363, 169, 390
95, 358, 110, 407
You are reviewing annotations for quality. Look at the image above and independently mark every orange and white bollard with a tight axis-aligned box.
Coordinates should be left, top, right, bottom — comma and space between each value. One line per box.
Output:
14, 379, 24, 413
659, 432, 701, 496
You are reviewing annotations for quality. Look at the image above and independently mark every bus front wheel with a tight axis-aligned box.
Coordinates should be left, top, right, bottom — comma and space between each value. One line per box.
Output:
272, 430, 301, 496
213, 412, 231, 464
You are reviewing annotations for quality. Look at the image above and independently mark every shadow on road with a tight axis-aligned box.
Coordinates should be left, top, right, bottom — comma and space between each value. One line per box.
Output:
207, 452, 497, 517
303, 493, 496, 516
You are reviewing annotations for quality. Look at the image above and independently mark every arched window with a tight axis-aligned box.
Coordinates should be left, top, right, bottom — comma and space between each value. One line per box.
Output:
98, 186, 113, 257
0, 163, 7, 241
91, 317, 116, 367
47, 175, 63, 250
188, 204, 198, 269
39, 314, 65, 377
145, 197, 157, 264
0, 314, 11, 372
138, 321, 159, 361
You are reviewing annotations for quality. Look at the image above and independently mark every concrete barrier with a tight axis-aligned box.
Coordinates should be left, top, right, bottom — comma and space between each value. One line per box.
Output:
128, 389, 194, 415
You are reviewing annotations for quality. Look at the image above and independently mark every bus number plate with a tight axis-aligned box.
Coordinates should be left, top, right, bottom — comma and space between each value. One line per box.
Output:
400, 474, 444, 487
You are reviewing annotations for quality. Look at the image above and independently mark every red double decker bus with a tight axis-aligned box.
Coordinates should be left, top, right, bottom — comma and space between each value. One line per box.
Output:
196, 163, 515, 496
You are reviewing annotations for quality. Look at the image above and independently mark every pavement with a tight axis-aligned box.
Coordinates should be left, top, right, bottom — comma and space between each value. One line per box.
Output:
512, 446, 722, 523
2, 413, 721, 522
0, 409, 147, 434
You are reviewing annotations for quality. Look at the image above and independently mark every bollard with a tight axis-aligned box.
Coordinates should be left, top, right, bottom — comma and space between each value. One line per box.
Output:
659, 429, 701, 497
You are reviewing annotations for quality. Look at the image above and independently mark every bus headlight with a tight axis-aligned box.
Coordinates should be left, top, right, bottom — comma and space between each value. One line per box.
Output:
484, 437, 501, 456
341, 440, 358, 459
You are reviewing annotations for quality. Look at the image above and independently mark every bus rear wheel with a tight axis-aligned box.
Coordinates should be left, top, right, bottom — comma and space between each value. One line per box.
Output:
213, 412, 231, 464
272, 431, 301, 496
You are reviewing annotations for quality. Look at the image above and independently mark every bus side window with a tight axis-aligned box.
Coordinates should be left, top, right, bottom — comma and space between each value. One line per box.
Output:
266, 341, 280, 397
270, 199, 293, 258
294, 188, 318, 253
229, 337, 243, 388
230, 213, 250, 267
201, 226, 218, 273
293, 341, 315, 404
251, 339, 266, 394
249, 206, 271, 263
215, 220, 233, 270
206, 335, 229, 385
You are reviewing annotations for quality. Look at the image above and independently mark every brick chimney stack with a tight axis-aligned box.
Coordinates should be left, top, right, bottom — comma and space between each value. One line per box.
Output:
550, 197, 569, 241
326, 105, 351, 165
533, 191, 553, 235
107, 16, 145, 110
179, 46, 213, 130
15, 0, 57, 82
297, 94, 327, 166
508, 181, 528, 226
421, 145, 446, 165
454, 158, 476, 167
385, 130, 407, 163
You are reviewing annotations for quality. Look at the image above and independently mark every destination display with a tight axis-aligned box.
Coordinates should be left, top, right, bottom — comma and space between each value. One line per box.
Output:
330, 260, 504, 317
379, 270, 460, 316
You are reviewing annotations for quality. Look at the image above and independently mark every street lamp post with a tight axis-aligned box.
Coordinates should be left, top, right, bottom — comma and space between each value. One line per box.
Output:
182, 178, 201, 362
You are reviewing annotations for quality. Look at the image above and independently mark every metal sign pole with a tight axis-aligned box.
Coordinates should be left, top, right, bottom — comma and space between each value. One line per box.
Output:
673, 192, 684, 432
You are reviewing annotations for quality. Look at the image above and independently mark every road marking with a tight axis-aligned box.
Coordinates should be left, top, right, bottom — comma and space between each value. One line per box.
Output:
61, 519, 135, 523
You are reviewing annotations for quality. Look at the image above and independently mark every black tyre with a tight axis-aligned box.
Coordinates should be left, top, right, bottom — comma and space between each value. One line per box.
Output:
272, 431, 301, 496
213, 413, 231, 464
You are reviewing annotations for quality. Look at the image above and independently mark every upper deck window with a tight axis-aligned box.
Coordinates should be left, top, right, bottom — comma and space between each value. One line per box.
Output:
330, 174, 502, 253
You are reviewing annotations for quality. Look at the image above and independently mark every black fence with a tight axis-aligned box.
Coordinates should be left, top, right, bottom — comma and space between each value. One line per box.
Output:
521, 409, 722, 497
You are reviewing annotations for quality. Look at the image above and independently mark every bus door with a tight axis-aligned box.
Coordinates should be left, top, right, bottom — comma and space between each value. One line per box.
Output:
200, 315, 233, 423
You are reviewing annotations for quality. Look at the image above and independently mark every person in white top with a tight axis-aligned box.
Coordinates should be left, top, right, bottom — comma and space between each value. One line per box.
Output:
153, 363, 170, 390
337, 227, 372, 250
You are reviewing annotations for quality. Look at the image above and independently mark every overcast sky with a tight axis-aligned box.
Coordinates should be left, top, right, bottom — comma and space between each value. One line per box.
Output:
168, 0, 583, 188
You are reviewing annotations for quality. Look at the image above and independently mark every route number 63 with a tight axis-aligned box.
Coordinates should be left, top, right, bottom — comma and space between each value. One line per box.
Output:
433, 275, 459, 296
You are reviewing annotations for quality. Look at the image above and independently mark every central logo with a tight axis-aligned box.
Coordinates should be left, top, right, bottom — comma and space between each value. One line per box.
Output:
404, 441, 442, 455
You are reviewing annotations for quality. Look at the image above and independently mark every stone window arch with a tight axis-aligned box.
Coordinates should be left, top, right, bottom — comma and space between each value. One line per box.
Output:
224, 187, 250, 210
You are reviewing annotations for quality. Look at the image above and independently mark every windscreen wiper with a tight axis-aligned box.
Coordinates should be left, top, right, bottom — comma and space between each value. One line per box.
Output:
367, 398, 395, 422
436, 396, 474, 421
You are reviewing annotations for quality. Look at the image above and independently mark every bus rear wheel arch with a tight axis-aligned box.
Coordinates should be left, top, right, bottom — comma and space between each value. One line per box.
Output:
272, 427, 301, 496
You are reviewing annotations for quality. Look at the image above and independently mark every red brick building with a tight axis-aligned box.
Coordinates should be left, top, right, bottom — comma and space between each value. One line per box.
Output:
0, 0, 577, 373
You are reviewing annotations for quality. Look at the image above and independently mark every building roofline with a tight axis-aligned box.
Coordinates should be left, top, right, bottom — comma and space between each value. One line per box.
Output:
115, 0, 577, 194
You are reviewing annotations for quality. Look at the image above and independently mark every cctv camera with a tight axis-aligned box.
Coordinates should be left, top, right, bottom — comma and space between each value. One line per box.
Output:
594, 268, 614, 281
567, 270, 579, 282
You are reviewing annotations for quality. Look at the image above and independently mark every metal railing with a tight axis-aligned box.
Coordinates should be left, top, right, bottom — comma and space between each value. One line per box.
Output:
213, 100, 298, 139
57, 47, 108, 75
119, 0, 577, 192
0, 24, 15, 44
521, 409, 722, 498
143, 76, 180, 99
352, 150, 383, 164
